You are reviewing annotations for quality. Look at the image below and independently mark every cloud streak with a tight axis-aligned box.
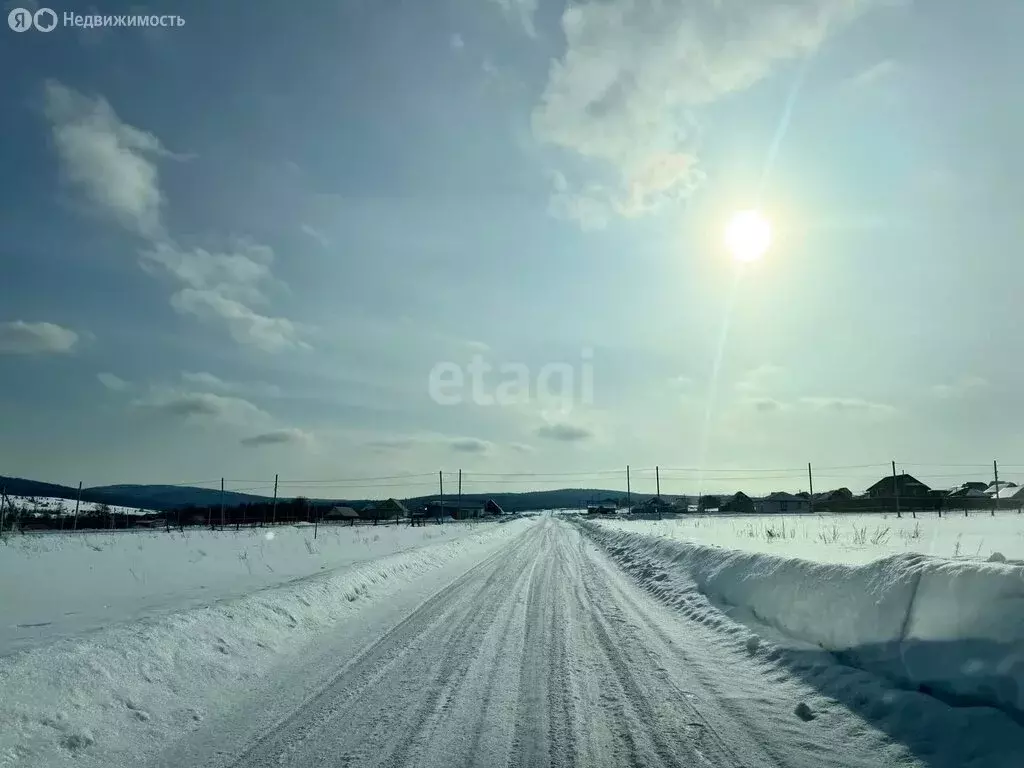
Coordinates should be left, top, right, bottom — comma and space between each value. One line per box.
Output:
240, 428, 311, 448
0, 321, 78, 354
43, 81, 306, 353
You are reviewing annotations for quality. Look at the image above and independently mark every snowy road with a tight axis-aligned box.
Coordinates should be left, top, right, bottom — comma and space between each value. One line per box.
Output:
150, 516, 1021, 768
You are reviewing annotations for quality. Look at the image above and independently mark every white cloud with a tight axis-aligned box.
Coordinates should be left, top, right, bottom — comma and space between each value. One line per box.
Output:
450, 33, 465, 51
141, 239, 308, 352
43, 79, 172, 238
97, 372, 130, 391
488, 0, 538, 37
0, 321, 78, 354
170, 289, 307, 353
240, 428, 312, 448
44, 81, 306, 353
135, 389, 270, 427
532, 0, 874, 226
932, 376, 988, 399
180, 371, 227, 390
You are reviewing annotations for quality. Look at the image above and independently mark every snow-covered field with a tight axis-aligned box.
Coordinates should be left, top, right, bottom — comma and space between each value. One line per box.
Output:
585, 518, 1024, 730
0, 518, 535, 767
0, 520, 506, 653
4, 495, 149, 519
598, 511, 1024, 563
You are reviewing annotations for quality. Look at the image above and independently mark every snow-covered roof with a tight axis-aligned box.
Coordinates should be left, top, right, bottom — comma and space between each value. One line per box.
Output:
987, 486, 1024, 500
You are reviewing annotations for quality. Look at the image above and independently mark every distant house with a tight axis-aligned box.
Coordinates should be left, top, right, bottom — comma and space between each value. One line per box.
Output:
633, 496, 675, 515
948, 488, 988, 500
719, 492, 755, 514
324, 506, 360, 525
362, 498, 408, 523
759, 492, 810, 515
484, 499, 505, 516
421, 499, 494, 520
812, 488, 853, 510
865, 474, 931, 499
697, 495, 721, 514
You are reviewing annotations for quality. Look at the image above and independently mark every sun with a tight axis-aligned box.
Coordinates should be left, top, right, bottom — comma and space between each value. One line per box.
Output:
724, 209, 772, 263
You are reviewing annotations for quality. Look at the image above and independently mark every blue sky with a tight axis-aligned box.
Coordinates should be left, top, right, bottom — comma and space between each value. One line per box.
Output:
1, 0, 1022, 498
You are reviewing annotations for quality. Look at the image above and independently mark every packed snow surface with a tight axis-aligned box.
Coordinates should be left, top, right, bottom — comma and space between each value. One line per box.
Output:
0, 519, 535, 768
587, 519, 1024, 725
599, 510, 1024, 563
4, 514, 1024, 768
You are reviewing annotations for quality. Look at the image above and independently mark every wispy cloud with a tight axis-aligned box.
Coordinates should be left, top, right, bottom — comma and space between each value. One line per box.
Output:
134, 389, 270, 427
180, 371, 282, 398
43, 80, 305, 352
450, 437, 492, 454
931, 376, 988, 399
536, 422, 593, 442
97, 372, 130, 392
845, 58, 899, 88
0, 321, 78, 354
300, 223, 330, 248
240, 428, 312, 448
488, 0, 538, 37
532, 0, 875, 227
800, 396, 896, 416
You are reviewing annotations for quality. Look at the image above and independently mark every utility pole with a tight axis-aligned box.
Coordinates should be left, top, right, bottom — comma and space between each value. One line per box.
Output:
626, 465, 631, 510
656, 465, 661, 498
439, 470, 444, 525
73, 481, 82, 531
458, 469, 462, 521
220, 478, 225, 530
892, 461, 901, 519
993, 459, 999, 517
808, 463, 814, 515
0, 485, 6, 535
271, 473, 279, 526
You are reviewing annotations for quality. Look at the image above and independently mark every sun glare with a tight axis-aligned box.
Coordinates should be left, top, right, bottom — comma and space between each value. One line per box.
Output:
724, 209, 772, 263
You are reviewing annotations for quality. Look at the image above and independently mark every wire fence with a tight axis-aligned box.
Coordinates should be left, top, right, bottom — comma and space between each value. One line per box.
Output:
2, 459, 1022, 534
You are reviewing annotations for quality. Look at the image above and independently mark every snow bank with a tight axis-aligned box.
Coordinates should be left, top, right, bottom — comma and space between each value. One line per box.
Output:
0, 521, 494, 653
582, 522, 1024, 721
0, 519, 533, 768
598, 511, 1024, 563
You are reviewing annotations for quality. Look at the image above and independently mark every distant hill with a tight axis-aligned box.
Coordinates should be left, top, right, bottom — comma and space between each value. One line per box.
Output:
1, 475, 668, 513
88, 484, 272, 510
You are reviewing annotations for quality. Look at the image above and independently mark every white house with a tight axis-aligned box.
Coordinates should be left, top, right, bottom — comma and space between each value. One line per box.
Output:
758, 492, 810, 515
